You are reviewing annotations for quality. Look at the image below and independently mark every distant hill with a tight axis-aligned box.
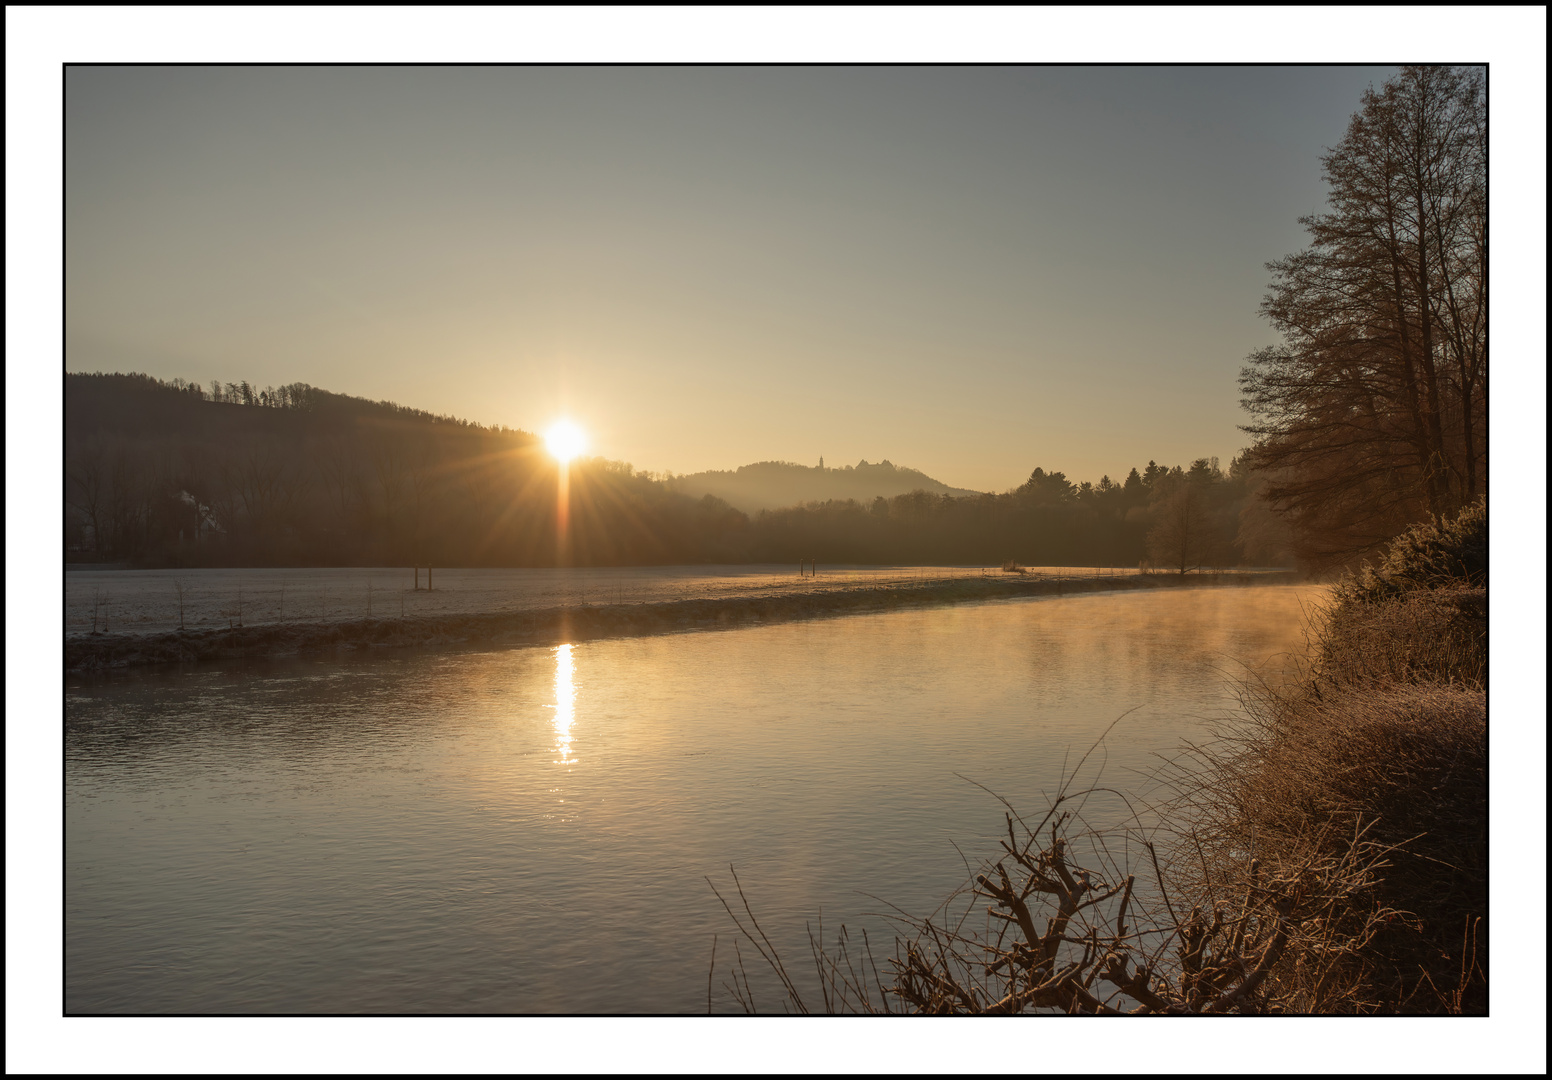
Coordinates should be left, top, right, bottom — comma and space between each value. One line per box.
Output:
668, 459, 982, 513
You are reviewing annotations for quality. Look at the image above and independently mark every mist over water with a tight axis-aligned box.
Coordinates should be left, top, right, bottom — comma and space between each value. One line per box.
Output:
66, 585, 1322, 1013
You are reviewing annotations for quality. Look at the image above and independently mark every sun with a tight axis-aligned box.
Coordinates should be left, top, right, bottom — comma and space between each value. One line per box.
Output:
545, 420, 588, 463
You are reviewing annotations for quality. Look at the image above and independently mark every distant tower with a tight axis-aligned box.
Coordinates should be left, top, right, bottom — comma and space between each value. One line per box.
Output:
819, 456, 824, 469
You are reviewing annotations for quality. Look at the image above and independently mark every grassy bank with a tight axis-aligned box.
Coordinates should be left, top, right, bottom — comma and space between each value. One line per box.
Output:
64, 568, 1297, 673
711, 503, 1487, 1014
1159, 501, 1488, 1013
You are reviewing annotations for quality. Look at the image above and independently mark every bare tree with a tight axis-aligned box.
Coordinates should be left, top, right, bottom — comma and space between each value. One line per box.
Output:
1241, 66, 1486, 570
103, 438, 148, 557
363, 424, 408, 556
66, 440, 108, 552
1147, 482, 1206, 575
311, 433, 366, 537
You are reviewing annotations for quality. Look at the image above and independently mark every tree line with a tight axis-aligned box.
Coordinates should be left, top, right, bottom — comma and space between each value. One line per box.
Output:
746, 459, 1287, 570
65, 372, 1290, 571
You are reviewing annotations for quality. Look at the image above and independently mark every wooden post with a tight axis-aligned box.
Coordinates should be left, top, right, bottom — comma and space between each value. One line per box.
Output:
414, 567, 419, 590
428, 567, 433, 591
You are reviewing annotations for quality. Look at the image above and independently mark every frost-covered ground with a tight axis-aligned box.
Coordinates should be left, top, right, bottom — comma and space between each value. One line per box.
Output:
64, 564, 1144, 637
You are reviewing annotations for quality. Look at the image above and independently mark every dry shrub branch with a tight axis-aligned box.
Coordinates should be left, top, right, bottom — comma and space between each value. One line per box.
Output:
709, 782, 1406, 1014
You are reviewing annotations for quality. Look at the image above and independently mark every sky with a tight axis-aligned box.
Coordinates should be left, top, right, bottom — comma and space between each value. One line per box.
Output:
63, 63, 1408, 492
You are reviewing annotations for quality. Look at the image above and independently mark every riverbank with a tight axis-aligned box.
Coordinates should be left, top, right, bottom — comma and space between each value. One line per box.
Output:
1152, 502, 1487, 1014
65, 569, 1299, 672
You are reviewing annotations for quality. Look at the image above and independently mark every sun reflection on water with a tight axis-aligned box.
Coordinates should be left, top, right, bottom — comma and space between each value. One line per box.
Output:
552, 643, 576, 764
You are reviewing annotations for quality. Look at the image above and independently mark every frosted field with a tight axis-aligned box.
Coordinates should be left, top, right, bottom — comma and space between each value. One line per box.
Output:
64, 564, 1146, 637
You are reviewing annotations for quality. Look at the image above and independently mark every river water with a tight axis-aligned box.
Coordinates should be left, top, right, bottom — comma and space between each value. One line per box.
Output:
65, 583, 1321, 1013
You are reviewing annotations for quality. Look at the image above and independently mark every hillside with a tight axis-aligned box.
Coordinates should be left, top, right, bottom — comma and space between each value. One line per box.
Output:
64, 372, 749, 568
65, 371, 1277, 570
669, 459, 982, 513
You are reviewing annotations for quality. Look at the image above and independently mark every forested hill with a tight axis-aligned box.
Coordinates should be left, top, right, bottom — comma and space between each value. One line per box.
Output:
65, 371, 1292, 570
64, 371, 729, 567
669, 459, 981, 513
65, 371, 489, 440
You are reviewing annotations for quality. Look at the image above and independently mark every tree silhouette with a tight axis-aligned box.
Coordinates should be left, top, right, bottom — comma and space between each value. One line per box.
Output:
1241, 66, 1486, 570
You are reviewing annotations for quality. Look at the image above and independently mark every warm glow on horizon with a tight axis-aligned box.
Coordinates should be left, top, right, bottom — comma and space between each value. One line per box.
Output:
545, 420, 588, 464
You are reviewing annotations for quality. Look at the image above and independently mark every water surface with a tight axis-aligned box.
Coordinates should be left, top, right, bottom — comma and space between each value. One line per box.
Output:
66, 584, 1320, 1013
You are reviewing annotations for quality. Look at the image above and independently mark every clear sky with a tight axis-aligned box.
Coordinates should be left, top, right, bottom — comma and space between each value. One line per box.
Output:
65, 64, 1404, 492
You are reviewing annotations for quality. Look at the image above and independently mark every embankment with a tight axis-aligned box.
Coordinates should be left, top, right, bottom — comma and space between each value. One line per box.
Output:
65, 569, 1299, 672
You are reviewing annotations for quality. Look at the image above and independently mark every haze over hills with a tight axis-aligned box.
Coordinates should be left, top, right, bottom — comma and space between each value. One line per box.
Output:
669, 460, 983, 513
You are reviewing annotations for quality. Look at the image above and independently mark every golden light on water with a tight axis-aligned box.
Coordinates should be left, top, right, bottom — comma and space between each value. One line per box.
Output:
545, 420, 587, 464
552, 643, 576, 764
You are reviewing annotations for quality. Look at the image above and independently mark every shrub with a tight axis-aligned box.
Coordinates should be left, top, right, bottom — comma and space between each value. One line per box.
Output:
1338, 497, 1486, 605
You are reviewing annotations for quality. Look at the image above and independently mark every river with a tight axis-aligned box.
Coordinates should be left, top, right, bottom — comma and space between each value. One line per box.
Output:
65, 582, 1321, 1013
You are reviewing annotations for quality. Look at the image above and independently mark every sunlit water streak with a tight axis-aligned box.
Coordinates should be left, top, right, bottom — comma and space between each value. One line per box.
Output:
552, 644, 575, 765
65, 584, 1322, 1013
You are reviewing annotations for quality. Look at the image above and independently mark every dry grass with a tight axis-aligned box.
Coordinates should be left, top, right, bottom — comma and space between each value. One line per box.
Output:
1316, 587, 1486, 690
1156, 674, 1486, 1013
1154, 505, 1488, 1013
